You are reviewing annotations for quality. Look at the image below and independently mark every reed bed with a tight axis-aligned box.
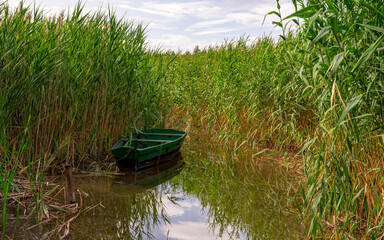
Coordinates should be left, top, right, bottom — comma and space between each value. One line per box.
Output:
0, 1, 165, 236
0, 2, 165, 167
1, 0, 384, 238
159, 0, 384, 236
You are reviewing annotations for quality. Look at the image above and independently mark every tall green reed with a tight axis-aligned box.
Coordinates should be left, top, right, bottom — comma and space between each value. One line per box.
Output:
0, 1, 165, 168
162, 37, 310, 160
0, 117, 29, 238
269, 0, 384, 238
0, 141, 18, 239
0, 1, 166, 236
159, 0, 384, 237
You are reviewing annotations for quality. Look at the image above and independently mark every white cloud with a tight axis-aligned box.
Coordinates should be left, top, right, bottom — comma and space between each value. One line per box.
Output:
117, 4, 179, 19
148, 34, 222, 52
149, 34, 195, 52
125, 16, 175, 30
226, 12, 264, 26
6, 0, 292, 51
148, 22, 176, 31
163, 221, 244, 240
194, 27, 244, 36
187, 19, 234, 30
117, 1, 223, 22
250, 2, 296, 19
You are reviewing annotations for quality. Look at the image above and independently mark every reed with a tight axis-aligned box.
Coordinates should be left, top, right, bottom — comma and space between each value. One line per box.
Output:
278, 0, 384, 238
159, 0, 384, 236
0, 1, 165, 236
1, 0, 383, 238
0, 1, 165, 169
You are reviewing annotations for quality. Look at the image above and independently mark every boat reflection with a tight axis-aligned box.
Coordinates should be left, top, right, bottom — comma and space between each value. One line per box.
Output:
112, 151, 184, 193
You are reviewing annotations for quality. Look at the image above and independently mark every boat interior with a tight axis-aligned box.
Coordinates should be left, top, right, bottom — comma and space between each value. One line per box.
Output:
122, 132, 184, 149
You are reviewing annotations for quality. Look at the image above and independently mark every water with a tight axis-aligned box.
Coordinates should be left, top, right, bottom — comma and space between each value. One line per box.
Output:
8, 151, 306, 239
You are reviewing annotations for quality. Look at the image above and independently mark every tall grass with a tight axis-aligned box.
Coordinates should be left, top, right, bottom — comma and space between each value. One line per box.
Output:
279, 0, 384, 238
162, 37, 309, 168
0, 2, 165, 167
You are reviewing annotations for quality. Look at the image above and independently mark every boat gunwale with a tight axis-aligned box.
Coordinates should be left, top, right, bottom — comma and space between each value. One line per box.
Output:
112, 129, 186, 154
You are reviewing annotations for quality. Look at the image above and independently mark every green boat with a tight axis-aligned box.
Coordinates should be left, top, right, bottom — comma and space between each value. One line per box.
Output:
111, 129, 186, 170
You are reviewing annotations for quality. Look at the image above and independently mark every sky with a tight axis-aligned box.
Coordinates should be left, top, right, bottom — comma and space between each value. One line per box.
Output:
7, 0, 296, 52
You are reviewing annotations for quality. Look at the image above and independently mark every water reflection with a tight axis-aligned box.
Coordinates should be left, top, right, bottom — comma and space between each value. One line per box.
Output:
168, 156, 306, 239
112, 152, 185, 193
70, 153, 185, 239
67, 151, 305, 239
10, 150, 306, 239
155, 190, 247, 240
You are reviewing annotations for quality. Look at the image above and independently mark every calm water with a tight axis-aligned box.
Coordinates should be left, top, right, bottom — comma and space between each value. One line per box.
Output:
9, 151, 306, 239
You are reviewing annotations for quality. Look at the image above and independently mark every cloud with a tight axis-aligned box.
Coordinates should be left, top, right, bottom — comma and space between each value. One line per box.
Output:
148, 33, 222, 52
226, 12, 264, 26
162, 221, 244, 240
124, 16, 175, 30
6, 0, 293, 51
148, 22, 176, 31
117, 4, 179, 19
117, 1, 223, 22
187, 19, 234, 30
194, 27, 244, 36
250, 1, 296, 19
149, 34, 195, 51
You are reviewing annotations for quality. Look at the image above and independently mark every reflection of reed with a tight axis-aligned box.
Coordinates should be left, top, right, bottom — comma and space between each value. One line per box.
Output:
65, 153, 184, 239
169, 151, 307, 240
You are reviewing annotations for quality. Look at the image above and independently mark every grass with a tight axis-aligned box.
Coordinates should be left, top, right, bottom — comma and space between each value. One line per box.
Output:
281, 0, 384, 238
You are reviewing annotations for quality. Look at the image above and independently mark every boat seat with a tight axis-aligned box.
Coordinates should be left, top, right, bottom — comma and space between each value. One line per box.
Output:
134, 139, 174, 143
139, 133, 185, 136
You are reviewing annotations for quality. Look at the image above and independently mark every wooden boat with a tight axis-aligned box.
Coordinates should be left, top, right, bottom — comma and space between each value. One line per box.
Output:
111, 129, 186, 170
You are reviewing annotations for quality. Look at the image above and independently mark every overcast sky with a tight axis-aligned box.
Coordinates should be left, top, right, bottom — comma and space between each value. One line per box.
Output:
7, 0, 296, 52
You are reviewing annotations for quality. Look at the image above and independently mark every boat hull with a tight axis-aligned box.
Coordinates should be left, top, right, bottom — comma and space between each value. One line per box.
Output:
111, 129, 186, 170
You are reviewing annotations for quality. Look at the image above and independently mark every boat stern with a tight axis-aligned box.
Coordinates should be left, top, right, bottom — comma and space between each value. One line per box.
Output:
111, 139, 135, 160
